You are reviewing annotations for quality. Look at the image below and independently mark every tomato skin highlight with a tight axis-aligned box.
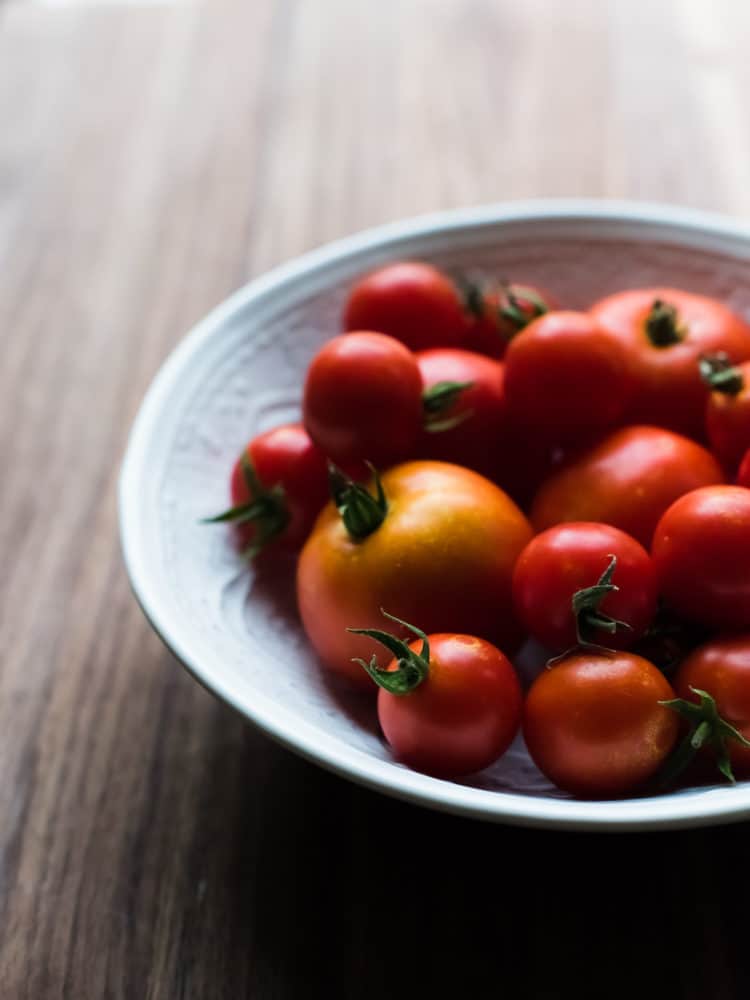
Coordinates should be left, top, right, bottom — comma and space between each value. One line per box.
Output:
531, 425, 724, 547
523, 652, 679, 797
512, 522, 657, 652
503, 311, 635, 444
674, 635, 750, 777
302, 331, 422, 467
376, 634, 522, 777
590, 287, 750, 439
296, 461, 533, 689
229, 423, 329, 552
652, 485, 750, 630
705, 359, 750, 472
343, 262, 468, 351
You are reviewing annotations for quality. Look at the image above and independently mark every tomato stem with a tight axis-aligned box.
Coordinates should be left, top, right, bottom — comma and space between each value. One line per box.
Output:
201, 451, 290, 559
645, 299, 685, 347
347, 610, 431, 694
571, 555, 632, 649
453, 274, 549, 340
498, 282, 549, 331
329, 462, 388, 541
453, 274, 485, 319
658, 686, 750, 785
699, 352, 745, 396
422, 380, 474, 433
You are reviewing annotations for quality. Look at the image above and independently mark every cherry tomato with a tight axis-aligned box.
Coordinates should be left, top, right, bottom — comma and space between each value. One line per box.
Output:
296, 461, 532, 688
343, 262, 468, 351
531, 425, 724, 547
672, 635, 750, 778
463, 281, 555, 359
523, 652, 679, 797
349, 613, 522, 777
303, 331, 422, 467
590, 287, 750, 438
416, 348, 550, 499
739, 449, 750, 488
512, 523, 657, 653
701, 354, 750, 472
503, 311, 635, 444
205, 423, 329, 556
652, 485, 750, 629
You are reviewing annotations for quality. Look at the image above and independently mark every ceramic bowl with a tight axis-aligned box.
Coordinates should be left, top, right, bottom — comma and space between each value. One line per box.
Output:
120, 200, 750, 830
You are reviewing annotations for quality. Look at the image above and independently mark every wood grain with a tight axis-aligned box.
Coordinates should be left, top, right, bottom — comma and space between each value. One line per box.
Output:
2, 1, 750, 996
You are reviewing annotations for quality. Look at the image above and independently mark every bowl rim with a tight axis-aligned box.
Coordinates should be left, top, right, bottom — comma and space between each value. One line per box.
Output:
119, 198, 750, 831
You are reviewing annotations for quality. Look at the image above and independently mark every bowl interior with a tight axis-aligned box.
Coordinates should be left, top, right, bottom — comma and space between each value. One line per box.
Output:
121, 205, 750, 829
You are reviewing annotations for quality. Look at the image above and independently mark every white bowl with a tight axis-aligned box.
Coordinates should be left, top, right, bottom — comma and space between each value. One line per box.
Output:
119, 199, 750, 831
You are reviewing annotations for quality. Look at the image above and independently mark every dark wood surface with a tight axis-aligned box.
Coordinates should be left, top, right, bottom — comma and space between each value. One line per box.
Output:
3, 1, 750, 996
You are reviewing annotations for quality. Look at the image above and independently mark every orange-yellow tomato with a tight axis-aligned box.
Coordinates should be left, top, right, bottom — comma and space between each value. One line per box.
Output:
296, 461, 533, 689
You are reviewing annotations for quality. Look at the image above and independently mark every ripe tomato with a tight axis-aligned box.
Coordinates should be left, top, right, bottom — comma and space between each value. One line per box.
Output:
652, 485, 750, 629
343, 262, 468, 351
512, 523, 657, 653
523, 652, 679, 797
590, 287, 750, 438
739, 449, 750, 488
296, 461, 532, 688
303, 331, 422, 467
701, 354, 750, 472
503, 311, 635, 444
463, 281, 555, 359
671, 636, 750, 779
531, 425, 724, 547
205, 423, 329, 556
348, 612, 522, 777
416, 348, 550, 499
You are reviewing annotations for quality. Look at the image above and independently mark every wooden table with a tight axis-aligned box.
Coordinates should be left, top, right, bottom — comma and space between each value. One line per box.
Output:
2, 1, 750, 995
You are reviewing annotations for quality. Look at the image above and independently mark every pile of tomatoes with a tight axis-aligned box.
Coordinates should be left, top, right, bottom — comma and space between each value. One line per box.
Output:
207, 260, 750, 799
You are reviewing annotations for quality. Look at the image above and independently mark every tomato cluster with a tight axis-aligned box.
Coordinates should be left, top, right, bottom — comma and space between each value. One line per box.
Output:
206, 261, 750, 799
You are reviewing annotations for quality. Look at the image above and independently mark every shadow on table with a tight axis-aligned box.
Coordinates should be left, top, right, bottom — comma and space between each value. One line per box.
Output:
176, 702, 747, 1000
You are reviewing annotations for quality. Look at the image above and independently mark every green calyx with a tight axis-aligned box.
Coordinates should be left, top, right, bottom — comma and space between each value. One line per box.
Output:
658, 687, 750, 786
422, 380, 474, 432
454, 274, 548, 338
498, 283, 549, 331
699, 352, 745, 396
645, 299, 685, 347
455, 274, 485, 319
571, 555, 633, 650
347, 610, 430, 695
329, 463, 388, 541
202, 452, 290, 559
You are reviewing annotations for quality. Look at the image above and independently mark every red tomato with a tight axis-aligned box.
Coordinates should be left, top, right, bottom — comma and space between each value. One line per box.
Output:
673, 635, 750, 778
512, 523, 657, 653
739, 449, 750, 488
702, 355, 750, 472
503, 311, 635, 444
205, 423, 329, 556
523, 652, 679, 797
343, 262, 468, 351
349, 614, 522, 777
531, 425, 724, 547
416, 348, 551, 500
303, 331, 422, 467
652, 485, 750, 629
464, 281, 556, 359
297, 461, 532, 688
590, 287, 750, 438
